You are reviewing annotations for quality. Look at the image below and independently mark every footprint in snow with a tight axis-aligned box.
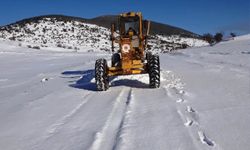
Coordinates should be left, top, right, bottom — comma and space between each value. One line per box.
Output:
186, 106, 196, 113
41, 77, 49, 82
184, 117, 193, 127
179, 90, 185, 95
198, 131, 215, 147
176, 98, 185, 103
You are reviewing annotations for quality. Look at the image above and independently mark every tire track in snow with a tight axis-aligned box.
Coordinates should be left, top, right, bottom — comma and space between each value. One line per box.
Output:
112, 88, 133, 150
30, 91, 93, 150
40, 92, 92, 142
0, 61, 89, 89
0, 60, 95, 107
88, 88, 133, 150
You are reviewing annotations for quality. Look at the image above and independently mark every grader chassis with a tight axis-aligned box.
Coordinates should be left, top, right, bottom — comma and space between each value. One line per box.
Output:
95, 12, 160, 91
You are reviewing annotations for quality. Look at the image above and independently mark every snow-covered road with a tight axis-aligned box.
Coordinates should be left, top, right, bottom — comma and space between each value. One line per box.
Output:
0, 36, 249, 150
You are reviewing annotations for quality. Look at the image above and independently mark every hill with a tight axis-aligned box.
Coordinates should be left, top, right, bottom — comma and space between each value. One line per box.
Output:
0, 15, 207, 52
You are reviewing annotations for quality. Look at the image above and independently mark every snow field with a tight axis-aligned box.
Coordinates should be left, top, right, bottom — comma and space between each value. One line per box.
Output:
0, 35, 250, 150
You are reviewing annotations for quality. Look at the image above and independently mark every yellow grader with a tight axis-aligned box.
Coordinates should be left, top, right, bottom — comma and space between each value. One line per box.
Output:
95, 12, 160, 91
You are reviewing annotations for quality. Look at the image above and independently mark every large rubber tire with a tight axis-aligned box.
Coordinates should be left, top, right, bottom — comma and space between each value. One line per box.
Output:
146, 52, 152, 61
111, 53, 121, 67
148, 54, 160, 88
95, 59, 109, 91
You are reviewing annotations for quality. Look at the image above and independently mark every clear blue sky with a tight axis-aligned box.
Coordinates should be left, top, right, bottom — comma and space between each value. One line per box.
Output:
0, 0, 249, 35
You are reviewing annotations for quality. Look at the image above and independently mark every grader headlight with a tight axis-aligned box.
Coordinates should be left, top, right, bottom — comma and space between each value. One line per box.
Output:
122, 44, 130, 53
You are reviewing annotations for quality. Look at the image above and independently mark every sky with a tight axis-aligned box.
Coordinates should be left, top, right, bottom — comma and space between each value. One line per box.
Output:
0, 0, 249, 35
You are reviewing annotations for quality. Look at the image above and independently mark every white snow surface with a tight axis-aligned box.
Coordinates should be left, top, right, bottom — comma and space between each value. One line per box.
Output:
0, 35, 249, 150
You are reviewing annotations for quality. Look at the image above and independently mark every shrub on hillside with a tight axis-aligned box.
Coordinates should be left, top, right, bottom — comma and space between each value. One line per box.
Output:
202, 33, 214, 44
230, 32, 236, 37
214, 32, 223, 43
33, 46, 40, 49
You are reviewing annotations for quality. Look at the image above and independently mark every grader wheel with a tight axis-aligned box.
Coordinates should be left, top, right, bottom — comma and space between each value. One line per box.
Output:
95, 59, 109, 91
148, 54, 160, 88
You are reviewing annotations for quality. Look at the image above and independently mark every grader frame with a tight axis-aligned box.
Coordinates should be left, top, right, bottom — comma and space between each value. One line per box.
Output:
95, 12, 160, 91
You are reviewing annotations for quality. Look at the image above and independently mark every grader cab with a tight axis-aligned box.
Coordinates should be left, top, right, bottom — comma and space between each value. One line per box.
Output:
95, 12, 160, 91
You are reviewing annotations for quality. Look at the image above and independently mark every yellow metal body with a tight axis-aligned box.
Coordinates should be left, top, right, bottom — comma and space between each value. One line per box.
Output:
108, 12, 150, 77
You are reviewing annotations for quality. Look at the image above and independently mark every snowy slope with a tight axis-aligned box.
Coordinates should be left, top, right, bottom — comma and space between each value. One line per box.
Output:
0, 16, 208, 53
0, 35, 249, 150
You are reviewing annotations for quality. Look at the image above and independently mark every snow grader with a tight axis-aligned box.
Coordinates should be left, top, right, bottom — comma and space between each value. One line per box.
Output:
95, 12, 160, 91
